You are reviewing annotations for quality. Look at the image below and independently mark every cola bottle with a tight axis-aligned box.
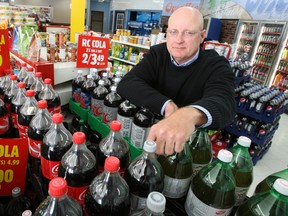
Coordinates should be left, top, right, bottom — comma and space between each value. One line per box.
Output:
33, 177, 83, 215
30, 72, 44, 100
17, 62, 28, 82
23, 67, 36, 90
41, 113, 73, 195
109, 77, 121, 92
58, 132, 97, 206
117, 100, 137, 138
158, 143, 193, 199
0, 98, 9, 138
101, 72, 112, 90
84, 156, 130, 215
5, 187, 31, 216
91, 79, 108, 116
102, 85, 123, 125
98, 120, 131, 176
10, 82, 26, 131
188, 128, 213, 178
90, 68, 100, 85
130, 192, 166, 216
4, 74, 18, 113
0, 69, 10, 100
184, 149, 236, 216
18, 90, 38, 139
230, 136, 253, 207
236, 178, 288, 215
72, 70, 86, 103
130, 108, 154, 149
38, 78, 61, 115
80, 74, 96, 109
125, 140, 164, 212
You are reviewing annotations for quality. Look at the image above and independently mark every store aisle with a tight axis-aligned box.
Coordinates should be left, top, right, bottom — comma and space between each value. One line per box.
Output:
247, 113, 288, 197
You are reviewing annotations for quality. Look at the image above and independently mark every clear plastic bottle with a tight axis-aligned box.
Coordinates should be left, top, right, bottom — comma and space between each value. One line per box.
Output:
18, 90, 38, 139
188, 128, 213, 178
17, 62, 28, 82
125, 140, 164, 212
72, 70, 86, 103
33, 177, 83, 216
184, 149, 236, 216
38, 78, 61, 115
4, 75, 18, 113
80, 74, 96, 109
158, 143, 193, 199
0, 69, 10, 100
91, 79, 109, 116
84, 156, 130, 215
117, 100, 137, 138
98, 120, 131, 176
236, 178, 288, 215
90, 68, 100, 85
230, 136, 253, 206
41, 113, 73, 195
30, 72, 45, 100
0, 98, 9, 137
101, 72, 112, 90
23, 67, 36, 90
130, 192, 166, 216
58, 131, 97, 206
5, 187, 31, 216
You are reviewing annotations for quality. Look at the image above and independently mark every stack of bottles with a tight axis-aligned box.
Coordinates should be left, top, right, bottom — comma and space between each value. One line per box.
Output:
229, 60, 252, 87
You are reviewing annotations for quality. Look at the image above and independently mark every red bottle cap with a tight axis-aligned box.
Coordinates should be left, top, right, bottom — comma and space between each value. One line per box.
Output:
38, 100, 48, 109
104, 156, 120, 172
110, 120, 122, 131
26, 90, 35, 97
10, 75, 17, 80
48, 177, 67, 197
17, 82, 26, 88
73, 132, 86, 144
27, 67, 34, 72
44, 78, 52, 84
52, 113, 64, 123
21, 62, 27, 67
35, 72, 42, 77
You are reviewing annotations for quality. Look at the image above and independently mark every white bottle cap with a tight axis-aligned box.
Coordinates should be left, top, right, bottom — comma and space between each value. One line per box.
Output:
78, 70, 83, 74
143, 140, 156, 153
87, 74, 92, 79
237, 136, 251, 147
146, 191, 166, 213
217, 149, 233, 163
103, 72, 107, 77
98, 80, 104, 86
114, 77, 121, 84
273, 178, 288, 196
111, 86, 117, 92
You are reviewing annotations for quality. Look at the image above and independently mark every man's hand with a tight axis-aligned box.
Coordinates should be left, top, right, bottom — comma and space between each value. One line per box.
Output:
147, 107, 208, 155
164, 101, 178, 117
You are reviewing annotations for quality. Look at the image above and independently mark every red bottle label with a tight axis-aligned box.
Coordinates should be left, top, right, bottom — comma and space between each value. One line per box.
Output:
47, 106, 61, 115
18, 123, 28, 139
41, 157, 60, 180
91, 99, 104, 116
5, 104, 11, 114
67, 185, 88, 206
28, 138, 42, 158
10, 112, 18, 128
0, 114, 9, 134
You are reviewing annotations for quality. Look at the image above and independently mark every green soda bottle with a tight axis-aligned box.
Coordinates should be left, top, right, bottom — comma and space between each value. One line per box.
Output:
184, 149, 236, 216
230, 136, 253, 206
157, 143, 193, 199
254, 168, 288, 194
188, 128, 213, 177
236, 178, 288, 215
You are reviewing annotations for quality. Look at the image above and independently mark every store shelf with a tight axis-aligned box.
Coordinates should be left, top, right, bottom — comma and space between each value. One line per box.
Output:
109, 56, 137, 66
111, 39, 150, 50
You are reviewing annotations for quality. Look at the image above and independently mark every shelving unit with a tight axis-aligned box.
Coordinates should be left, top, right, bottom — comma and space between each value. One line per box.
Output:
111, 39, 150, 50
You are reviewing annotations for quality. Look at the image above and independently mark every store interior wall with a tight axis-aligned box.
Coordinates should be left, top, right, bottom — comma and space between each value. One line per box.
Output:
90, 1, 110, 34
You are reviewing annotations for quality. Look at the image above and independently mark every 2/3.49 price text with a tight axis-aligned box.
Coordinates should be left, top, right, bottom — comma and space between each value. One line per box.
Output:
82, 53, 105, 66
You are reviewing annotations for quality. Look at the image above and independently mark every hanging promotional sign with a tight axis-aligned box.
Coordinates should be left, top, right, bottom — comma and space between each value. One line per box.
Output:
162, 0, 201, 16
76, 35, 110, 68
0, 29, 10, 76
0, 138, 28, 196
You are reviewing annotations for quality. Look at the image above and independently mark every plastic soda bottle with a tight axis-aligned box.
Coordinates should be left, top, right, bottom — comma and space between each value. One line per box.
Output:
184, 149, 236, 216
30, 72, 45, 100
5, 187, 31, 216
23, 67, 36, 90
91, 79, 109, 116
125, 140, 164, 212
117, 100, 137, 138
84, 156, 130, 215
17, 62, 28, 82
80, 74, 96, 109
4, 74, 18, 113
72, 70, 86, 103
0, 98, 9, 137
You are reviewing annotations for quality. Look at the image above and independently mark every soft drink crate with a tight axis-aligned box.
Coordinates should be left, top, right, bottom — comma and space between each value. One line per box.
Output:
69, 98, 143, 160
235, 75, 251, 87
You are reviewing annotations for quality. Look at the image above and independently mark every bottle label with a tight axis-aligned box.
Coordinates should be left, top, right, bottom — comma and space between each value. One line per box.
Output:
185, 188, 232, 216
103, 106, 118, 124
163, 175, 192, 198
235, 186, 249, 206
0, 114, 9, 134
91, 98, 104, 116
192, 163, 208, 178
67, 185, 88, 206
47, 106, 61, 115
130, 124, 150, 149
117, 114, 133, 137
18, 123, 28, 139
41, 157, 60, 180
10, 112, 18, 128
130, 193, 146, 212
80, 92, 92, 109
28, 138, 42, 158
72, 87, 81, 103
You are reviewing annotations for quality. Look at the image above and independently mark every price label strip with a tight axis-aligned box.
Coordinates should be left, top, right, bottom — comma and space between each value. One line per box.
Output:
76, 35, 110, 68
0, 138, 28, 196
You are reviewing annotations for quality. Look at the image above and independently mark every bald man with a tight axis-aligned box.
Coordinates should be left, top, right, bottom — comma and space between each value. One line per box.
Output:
117, 7, 235, 155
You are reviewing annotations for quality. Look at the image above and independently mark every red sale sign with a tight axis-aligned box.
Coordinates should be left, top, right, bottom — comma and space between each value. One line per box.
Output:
0, 29, 10, 76
76, 35, 110, 68
0, 138, 28, 196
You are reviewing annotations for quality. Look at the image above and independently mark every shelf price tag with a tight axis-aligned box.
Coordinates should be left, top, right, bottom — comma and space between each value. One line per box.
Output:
76, 35, 110, 68
0, 138, 28, 196
0, 29, 10, 76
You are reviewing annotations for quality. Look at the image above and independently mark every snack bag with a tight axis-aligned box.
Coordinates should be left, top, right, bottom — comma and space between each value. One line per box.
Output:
27, 32, 41, 62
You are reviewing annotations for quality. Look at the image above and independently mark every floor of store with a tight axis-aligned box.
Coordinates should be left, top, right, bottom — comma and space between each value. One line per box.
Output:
247, 113, 288, 197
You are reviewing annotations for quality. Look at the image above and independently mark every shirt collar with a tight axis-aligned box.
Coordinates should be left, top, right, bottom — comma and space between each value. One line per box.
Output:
170, 48, 200, 67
